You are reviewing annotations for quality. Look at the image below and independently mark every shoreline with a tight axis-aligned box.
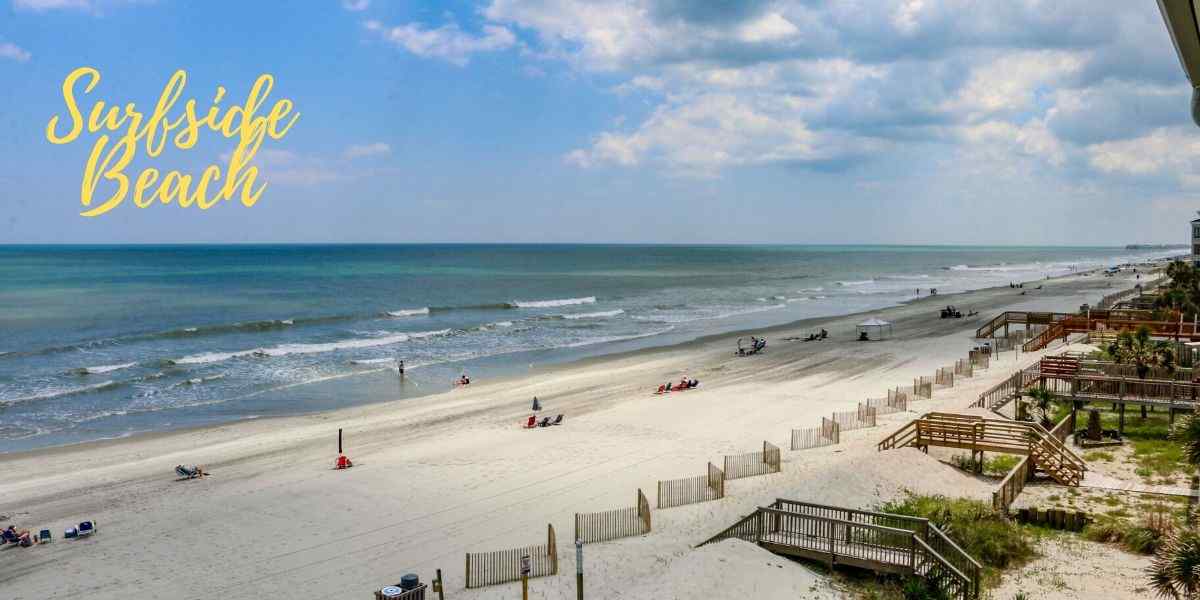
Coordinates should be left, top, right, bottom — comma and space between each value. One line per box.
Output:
0, 264, 1132, 461
0, 266, 1158, 600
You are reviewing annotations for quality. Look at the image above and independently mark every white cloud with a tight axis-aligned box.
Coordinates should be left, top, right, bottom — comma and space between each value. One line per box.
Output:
341, 0, 369, 11
0, 42, 31, 62
365, 19, 515, 66
945, 50, 1085, 119
1087, 127, 1200, 186
566, 93, 857, 175
343, 142, 390, 159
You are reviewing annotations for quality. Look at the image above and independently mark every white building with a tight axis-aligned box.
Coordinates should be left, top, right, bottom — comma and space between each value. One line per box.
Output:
1194, 212, 1200, 266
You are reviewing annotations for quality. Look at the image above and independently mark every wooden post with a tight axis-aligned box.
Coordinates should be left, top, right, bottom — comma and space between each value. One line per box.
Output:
435, 569, 445, 600
1119, 403, 1125, 435
575, 539, 584, 600
338, 428, 342, 454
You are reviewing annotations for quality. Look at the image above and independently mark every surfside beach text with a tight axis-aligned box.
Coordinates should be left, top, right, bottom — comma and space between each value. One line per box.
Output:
45, 67, 299, 217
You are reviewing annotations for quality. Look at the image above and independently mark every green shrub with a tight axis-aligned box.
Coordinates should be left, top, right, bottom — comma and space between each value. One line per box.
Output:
878, 494, 1036, 578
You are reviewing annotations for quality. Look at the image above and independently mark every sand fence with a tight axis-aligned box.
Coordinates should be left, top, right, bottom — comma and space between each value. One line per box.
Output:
575, 489, 651, 543
912, 376, 933, 399
954, 358, 974, 378
864, 392, 908, 416
791, 416, 840, 450
832, 405, 878, 431
723, 441, 782, 480
935, 367, 954, 387
656, 463, 725, 509
465, 524, 558, 588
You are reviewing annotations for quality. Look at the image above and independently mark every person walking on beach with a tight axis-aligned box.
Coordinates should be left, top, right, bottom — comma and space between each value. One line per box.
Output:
532, 396, 541, 411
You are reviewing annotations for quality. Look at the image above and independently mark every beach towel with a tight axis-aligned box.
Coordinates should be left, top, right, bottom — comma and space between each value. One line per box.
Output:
522, 415, 537, 428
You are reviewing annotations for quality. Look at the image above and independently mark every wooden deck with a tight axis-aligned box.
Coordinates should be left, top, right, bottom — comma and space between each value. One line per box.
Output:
878, 412, 1085, 486
700, 499, 981, 600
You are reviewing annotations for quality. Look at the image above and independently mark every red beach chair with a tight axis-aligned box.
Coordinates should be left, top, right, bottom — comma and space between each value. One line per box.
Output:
522, 415, 537, 429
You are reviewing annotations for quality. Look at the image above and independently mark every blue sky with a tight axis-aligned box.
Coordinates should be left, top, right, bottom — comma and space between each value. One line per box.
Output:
0, 0, 1198, 245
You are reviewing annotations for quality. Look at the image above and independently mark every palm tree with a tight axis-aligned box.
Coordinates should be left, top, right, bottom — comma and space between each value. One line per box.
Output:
1172, 413, 1200, 468
1024, 387, 1057, 429
1148, 528, 1200, 599
1156, 261, 1200, 319
1108, 325, 1177, 379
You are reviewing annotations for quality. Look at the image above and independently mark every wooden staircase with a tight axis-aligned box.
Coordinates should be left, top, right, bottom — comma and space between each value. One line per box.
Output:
877, 413, 1085, 487
699, 499, 982, 600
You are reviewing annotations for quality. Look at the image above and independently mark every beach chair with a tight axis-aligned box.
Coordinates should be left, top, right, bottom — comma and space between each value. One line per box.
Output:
537, 416, 551, 427
77, 521, 96, 537
38, 529, 51, 543
175, 465, 203, 479
550, 414, 563, 426
522, 415, 537, 429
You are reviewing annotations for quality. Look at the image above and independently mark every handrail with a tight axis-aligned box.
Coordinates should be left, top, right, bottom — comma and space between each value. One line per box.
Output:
699, 502, 981, 599
913, 536, 973, 596
757, 506, 916, 536
771, 498, 930, 529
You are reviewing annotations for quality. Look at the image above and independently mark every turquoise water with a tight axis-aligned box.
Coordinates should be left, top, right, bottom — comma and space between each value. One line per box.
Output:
0, 244, 1175, 452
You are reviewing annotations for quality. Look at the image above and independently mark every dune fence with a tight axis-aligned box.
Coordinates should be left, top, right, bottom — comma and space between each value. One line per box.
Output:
657, 463, 725, 509
970, 350, 990, 369
935, 367, 954, 388
575, 489, 651, 543
831, 405, 878, 432
954, 359, 974, 378
912, 376, 933, 399
791, 417, 840, 450
724, 441, 782, 480
864, 393, 907, 416
465, 524, 558, 588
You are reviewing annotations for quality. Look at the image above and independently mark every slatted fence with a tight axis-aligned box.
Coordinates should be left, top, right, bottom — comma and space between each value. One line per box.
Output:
724, 441, 782, 480
864, 393, 907, 416
575, 489, 651, 543
791, 417, 840, 450
912, 376, 933, 399
970, 350, 990, 369
657, 464, 725, 509
954, 359, 973, 378
935, 367, 954, 387
465, 524, 558, 588
832, 405, 877, 431
889, 387, 910, 405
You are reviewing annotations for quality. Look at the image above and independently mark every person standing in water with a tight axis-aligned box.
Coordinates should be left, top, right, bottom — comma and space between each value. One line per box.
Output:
397, 358, 405, 379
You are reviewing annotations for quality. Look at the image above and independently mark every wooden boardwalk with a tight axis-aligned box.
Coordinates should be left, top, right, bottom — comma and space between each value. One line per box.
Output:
973, 355, 1200, 418
700, 499, 981, 600
877, 412, 1086, 486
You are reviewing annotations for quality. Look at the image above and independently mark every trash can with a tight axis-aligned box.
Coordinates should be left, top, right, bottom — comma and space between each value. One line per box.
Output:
399, 574, 419, 590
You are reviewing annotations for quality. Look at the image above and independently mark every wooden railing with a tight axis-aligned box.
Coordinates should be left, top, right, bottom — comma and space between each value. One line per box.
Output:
657, 464, 725, 509
698, 499, 981, 599
575, 489, 651, 544
972, 363, 1041, 410
880, 413, 1084, 487
993, 412, 1076, 512
724, 441, 782, 480
465, 524, 557, 588
975, 311, 1073, 339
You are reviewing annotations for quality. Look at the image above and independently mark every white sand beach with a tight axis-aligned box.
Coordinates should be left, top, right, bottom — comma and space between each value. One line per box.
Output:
0, 271, 1157, 600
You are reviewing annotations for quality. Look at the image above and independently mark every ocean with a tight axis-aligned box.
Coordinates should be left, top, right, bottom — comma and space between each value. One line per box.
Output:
0, 244, 1177, 452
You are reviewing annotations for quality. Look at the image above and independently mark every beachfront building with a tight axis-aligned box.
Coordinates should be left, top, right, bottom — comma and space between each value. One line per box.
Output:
1193, 212, 1200, 266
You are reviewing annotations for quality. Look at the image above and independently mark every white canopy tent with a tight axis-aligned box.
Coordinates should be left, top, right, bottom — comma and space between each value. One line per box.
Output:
856, 317, 893, 341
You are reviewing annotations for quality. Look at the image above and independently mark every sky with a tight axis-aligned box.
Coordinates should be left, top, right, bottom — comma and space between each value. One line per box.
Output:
1, 0, 1199, 245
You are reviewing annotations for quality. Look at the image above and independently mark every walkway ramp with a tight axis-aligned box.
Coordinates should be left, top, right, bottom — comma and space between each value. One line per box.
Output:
699, 499, 982, 600
877, 413, 1085, 486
